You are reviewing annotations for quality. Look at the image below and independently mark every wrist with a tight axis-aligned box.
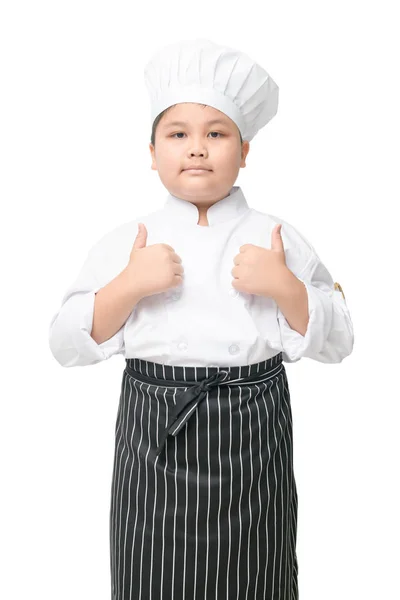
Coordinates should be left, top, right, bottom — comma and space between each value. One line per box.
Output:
271, 267, 300, 301
121, 265, 145, 304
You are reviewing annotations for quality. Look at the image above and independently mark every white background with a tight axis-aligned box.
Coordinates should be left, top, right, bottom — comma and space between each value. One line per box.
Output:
1, 0, 399, 598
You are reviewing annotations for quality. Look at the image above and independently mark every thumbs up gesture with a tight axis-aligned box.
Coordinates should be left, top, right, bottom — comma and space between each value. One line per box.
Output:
126, 223, 184, 300
231, 224, 289, 298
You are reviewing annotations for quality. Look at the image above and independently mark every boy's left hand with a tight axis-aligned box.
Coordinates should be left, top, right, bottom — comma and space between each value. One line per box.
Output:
231, 224, 290, 298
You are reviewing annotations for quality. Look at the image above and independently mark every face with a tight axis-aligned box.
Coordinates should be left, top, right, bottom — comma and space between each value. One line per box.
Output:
149, 103, 250, 207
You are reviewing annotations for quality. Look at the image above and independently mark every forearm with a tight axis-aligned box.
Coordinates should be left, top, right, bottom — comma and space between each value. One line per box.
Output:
91, 266, 143, 345
272, 268, 309, 336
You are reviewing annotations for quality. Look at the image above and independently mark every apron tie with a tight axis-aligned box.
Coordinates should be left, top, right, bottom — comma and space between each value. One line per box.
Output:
154, 369, 230, 457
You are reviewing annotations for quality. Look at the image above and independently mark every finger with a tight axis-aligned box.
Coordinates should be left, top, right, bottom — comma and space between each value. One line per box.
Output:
271, 224, 284, 251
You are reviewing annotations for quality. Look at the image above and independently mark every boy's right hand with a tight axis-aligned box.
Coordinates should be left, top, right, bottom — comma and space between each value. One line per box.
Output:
125, 223, 184, 299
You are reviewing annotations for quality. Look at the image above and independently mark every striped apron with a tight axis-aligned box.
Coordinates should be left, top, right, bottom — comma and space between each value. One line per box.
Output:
109, 352, 299, 599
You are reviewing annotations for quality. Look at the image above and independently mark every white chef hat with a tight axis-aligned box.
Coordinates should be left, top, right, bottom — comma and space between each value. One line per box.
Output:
144, 38, 279, 142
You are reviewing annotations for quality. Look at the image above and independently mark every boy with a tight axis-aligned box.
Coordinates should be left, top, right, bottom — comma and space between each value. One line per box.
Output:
49, 38, 354, 599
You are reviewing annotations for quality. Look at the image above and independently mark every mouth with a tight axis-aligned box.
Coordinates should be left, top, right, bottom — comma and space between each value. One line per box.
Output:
182, 168, 212, 172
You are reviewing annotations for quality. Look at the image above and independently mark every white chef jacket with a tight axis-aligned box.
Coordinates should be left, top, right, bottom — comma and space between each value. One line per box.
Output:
48, 185, 354, 368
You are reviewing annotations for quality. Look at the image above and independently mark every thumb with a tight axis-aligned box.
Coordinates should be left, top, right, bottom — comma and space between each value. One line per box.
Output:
132, 222, 147, 250
271, 224, 284, 251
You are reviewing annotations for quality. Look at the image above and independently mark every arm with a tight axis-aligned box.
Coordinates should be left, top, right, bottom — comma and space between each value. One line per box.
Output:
91, 266, 142, 345
48, 226, 141, 367
275, 252, 354, 364
272, 268, 309, 337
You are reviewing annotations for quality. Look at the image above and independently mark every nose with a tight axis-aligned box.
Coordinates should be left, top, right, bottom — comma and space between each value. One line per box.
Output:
189, 148, 208, 157
187, 137, 208, 157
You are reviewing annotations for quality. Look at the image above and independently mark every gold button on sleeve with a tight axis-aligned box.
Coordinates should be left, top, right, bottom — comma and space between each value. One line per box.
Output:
334, 282, 346, 300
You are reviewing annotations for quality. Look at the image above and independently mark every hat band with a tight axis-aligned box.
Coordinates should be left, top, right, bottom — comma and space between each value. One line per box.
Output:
150, 85, 246, 136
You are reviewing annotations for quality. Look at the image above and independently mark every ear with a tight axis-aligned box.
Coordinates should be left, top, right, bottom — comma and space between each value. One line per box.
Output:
149, 143, 157, 171
240, 141, 250, 168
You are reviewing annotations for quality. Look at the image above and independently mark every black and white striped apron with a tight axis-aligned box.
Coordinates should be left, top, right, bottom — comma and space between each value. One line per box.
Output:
109, 352, 299, 599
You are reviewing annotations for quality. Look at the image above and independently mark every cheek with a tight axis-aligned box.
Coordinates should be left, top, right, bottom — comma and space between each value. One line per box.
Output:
217, 144, 241, 163
157, 147, 179, 169
222, 151, 242, 171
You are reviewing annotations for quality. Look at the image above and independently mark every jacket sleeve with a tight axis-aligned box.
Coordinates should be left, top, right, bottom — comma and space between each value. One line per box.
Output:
48, 244, 125, 368
277, 251, 354, 364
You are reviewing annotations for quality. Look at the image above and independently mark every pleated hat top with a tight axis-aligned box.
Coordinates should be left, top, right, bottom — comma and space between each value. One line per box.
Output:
143, 38, 279, 142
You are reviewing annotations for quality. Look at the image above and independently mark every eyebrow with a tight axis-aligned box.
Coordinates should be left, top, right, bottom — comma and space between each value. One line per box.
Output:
162, 119, 229, 129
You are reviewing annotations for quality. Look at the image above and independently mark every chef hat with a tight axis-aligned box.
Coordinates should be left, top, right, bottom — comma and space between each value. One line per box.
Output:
143, 38, 279, 142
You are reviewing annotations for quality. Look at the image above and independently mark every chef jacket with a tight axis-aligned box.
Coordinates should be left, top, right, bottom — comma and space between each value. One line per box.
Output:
48, 185, 354, 368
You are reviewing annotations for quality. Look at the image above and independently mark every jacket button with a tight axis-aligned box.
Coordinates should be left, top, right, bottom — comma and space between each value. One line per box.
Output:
228, 343, 240, 354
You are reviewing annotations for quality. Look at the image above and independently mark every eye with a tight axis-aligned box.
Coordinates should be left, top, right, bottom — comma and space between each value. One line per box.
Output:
170, 131, 224, 139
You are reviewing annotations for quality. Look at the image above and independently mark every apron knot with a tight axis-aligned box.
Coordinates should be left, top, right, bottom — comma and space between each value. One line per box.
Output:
154, 369, 230, 457
198, 369, 230, 392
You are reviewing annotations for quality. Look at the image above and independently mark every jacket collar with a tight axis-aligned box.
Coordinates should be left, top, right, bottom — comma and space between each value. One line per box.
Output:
163, 185, 250, 226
